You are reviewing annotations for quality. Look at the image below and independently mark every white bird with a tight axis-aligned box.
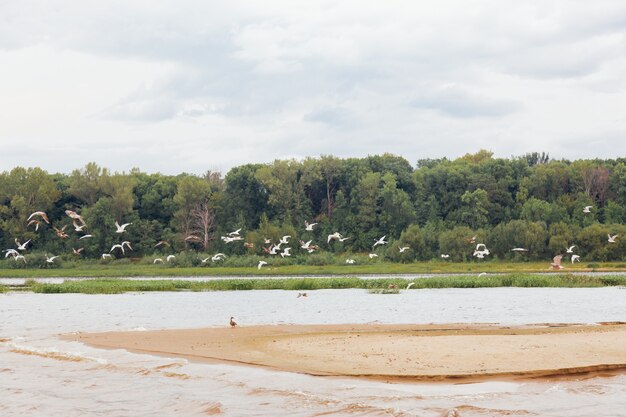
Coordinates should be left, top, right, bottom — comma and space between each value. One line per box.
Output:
440, 254, 450, 258
258, 261, 267, 270
571, 254, 580, 263
269, 245, 279, 255
406, 282, 415, 290
475, 243, 488, 251
79, 235, 93, 240
27, 219, 41, 231
583, 206, 593, 213
101, 253, 112, 260
27, 211, 50, 224
166, 255, 176, 262
212, 253, 226, 262
45, 255, 59, 263
110, 244, 125, 254
550, 255, 564, 270
608, 234, 618, 243
369, 253, 378, 259
345, 259, 355, 264
280, 247, 291, 258
566, 245, 576, 253
65, 210, 85, 225
154, 240, 170, 248
14, 255, 26, 263
373, 236, 388, 247
511, 248, 527, 252
73, 220, 87, 232
221, 235, 243, 243
15, 239, 30, 251
399, 246, 410, 253
3, 249, 19, 258
327, 232, 342, 243
279, 235, 291, 245
478, 272, 487, 278
305, 221, 318, 231
115, 221, 132, 233
228, 228, 242, 237
263, 238, 272, 244
300, 240, 313, 250
153, 258, 164, 264
72, 248, 84, 255
474, 251, 486, 259
338, 236, 351, 242
121, 241, 133, 251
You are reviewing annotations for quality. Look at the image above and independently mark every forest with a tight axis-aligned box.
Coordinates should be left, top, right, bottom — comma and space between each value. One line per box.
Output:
1, 150, 626, 267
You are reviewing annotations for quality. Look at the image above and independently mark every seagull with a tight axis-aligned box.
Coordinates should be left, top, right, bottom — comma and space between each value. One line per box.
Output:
300, 240, 313, 250
72, 248, 84, 255
15, 239, 30, 251
154, 240, 170, 248
608, 234, 619, 243
550, 255, 564, 270
440, 254, 450, 258
327, 232, 342, 243
3, 249, 19, 258
338, 236, 351, 242
269, 245, 279, 255
45, 255, 59, 263
153, 258, 164, 264
101, 253, 112, 260
115, 221, 132, 233
406, 282, 415, 290
79, 235, 93, 240
369, 253, 378, 259
27, 220, 41, 231
121, 241, 133, 251
511, 248, 528, 252
263, 238, 272, 244
571, 254, 581, 263
474, 251, 486, 259
166, 255, 176, 262
211, 253, 226, 262
280, 247, 291, 258
110, 244, 125, 254
14, 255, 26, 263
279, 235, 291, 245
228, 228, 242, 237
258, 261, 268, 270
27, 211, 50, 224
65, 210, 85, 225
53, 226, 69, 239
583, 206, 593, 213
244, 242, 255, 249
566, 245, 576, 253
373, 236, 388, 247
399, 246, 410, 253
229, 317, 237, 328
221, 235, 243, 243
345, 259, 355, 264
305, 221, 318, 231
475, 243, 488, 251
72, 220, 86, 232
184, 235, 200, 242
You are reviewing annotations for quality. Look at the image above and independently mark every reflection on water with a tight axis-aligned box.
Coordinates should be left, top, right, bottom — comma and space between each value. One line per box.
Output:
1, 288, 625, 417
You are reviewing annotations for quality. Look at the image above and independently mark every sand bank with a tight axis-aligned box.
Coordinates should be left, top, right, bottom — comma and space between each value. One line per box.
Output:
66, 323, 626, 381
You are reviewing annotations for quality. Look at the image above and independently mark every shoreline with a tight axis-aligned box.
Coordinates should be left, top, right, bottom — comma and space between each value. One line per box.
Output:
65, 323, 626, 383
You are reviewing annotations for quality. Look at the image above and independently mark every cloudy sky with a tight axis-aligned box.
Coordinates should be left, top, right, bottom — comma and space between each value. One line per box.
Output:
1, 1, 625, 174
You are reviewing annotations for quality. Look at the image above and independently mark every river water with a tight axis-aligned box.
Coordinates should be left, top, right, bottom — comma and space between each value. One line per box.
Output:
1, 287, 625, 416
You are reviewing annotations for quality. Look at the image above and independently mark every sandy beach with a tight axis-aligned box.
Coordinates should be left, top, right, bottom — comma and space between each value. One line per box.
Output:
66, 322, 626, 382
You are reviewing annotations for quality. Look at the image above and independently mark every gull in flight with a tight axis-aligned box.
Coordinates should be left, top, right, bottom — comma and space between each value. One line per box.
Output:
550, 255, 564, 270
608, 234, 619, 243
305, 221, 318, 231
3, 249, 19, 258
373, 236, 388, 247
15, 239, 31, 251
406, 282, 415, 290
244, 242, 255, 249
153, 258, 164, 264
115, 221, 132, 233
440, 254, 450, 258
345, 259, 355, 264
154, 240, 170, 248
79, 235, 93, 240
27, 219, 41, 231
399, 246, 410, 253
65, 210, 85, 225
338, 236, 350, 242
101, 253, 112, 260
369, 253, 378, 259
72, 248, 84, 255
511, 248, 527, 252
14, 255, 26, 263
279, 235, 291, 245
566, 245, 576, 253
327, 232, 343, 243
184, 235, 200, 242
53, 226, 69, 239
264, 238, 272, 244
229, 228, 242, 237
73, 220, 86, 232
166, 255, 176, 262
121, 241, 133, 251
280, 247, 291, 258
211, 253, 226, 262
258, 261, 268, 270
571, 254, 580, 263
221, 235, 243, 243
110, 244, 125, 254
583, 206, 593, 213
27, 211, 50, 224
300, 240, 313, 250
45, 255, 59, 263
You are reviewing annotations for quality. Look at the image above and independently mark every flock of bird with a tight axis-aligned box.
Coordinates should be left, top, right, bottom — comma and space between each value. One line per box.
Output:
1, 205, 621, 270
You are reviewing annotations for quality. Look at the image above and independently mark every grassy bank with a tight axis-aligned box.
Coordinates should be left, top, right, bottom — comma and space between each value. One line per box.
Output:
1, 260, 626, 278
23, 274, 626, 294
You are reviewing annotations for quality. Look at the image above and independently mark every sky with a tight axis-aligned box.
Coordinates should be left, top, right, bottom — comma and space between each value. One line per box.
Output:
1, 0, 625, 175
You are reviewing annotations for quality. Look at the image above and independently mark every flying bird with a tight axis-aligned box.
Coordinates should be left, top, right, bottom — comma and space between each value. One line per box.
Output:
373, 236, 388, 247
327, 232, 342, 243
228, 228, 242, 237
369, 253, 378, 259
27, 211, 50, 224
65, 210, 85, 225
154, 240, 170, 248
571, 254, 580, 263
608, 234, 618, 243
280, 247, 291, 258
45, 255, 59, 263
115, 221, 132, 233
79, 235, 93, 240
305, 221, 318, 231
121, 241, 133, 251
72, 248, 84, 255
566, 245, 576, 253
15, 239, 30, 251
511, 248, 527, 252
3, 249, 19, 258
14, 255, 26, 263
279, 235, 291, 245
53, 226, 69, 239
211, 253, 226, 262
153, 258, 164, 264
440, 254, 450, 258
406, 282, 415, 290
550, 255, 564, 270
101, 254, 112, 260
345, 259, 355, 264
166, 255, 176, 262
583, 206, 593, 213
73, 220, 87, 232
399, 246, 410, 253
110, 244, 125, 254
27, 220, 41, 231
257, 260, 268, 270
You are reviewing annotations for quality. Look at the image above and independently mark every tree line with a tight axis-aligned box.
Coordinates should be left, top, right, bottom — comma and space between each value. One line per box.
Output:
1, 150, 626, 263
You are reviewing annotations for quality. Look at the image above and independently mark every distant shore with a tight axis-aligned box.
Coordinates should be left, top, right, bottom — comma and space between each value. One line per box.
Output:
68, 323, 626, 382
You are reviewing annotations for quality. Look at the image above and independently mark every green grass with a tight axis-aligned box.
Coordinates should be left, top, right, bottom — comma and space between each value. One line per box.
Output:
0, 284, 7, 293
2, 260, 626, 278
23, 274, 626, 294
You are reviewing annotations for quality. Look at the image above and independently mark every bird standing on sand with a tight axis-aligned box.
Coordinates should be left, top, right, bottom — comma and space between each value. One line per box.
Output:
229, 317, 237, 327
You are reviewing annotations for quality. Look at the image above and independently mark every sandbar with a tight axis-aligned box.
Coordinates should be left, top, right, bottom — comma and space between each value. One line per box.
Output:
65, 323, 626, 382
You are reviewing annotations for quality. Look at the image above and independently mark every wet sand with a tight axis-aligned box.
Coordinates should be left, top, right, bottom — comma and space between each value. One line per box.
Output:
66, 323, 626, 382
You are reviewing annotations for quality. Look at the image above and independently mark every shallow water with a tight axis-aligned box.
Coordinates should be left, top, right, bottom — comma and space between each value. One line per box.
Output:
1, 287, 625, 416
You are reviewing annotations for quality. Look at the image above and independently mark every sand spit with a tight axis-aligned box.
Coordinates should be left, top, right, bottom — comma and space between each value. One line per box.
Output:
65, 323, 626, 382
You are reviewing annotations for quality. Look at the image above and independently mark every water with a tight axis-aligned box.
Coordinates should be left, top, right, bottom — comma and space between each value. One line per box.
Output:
1, 287, 625, 416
